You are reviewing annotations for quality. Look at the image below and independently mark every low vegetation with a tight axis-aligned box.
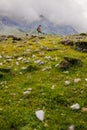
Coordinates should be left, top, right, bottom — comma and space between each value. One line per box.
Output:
0, 34, 87, 130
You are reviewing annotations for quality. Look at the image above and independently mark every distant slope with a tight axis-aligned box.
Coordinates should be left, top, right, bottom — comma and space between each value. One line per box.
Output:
0, 15, 78, 35
27, 17, 77, 35
0, 26, 25, 36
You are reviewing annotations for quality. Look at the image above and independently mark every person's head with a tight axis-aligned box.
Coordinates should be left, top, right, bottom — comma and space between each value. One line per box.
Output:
39, 25, 41, 27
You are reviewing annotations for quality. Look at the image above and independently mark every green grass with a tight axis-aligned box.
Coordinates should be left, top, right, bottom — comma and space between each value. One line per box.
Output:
0, 34, 87, 130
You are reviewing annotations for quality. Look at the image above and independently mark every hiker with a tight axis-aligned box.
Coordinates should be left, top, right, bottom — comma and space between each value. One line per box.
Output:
37, 25, 42, 34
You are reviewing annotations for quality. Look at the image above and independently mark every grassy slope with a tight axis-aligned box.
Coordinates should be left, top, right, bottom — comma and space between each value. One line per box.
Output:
0, 35, 87, 130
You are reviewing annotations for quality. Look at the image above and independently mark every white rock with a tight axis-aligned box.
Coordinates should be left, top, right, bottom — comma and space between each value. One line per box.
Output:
19, 72, 22, 75
16, 62, 19, 65
70, 103, 80, 110
7, 59, 12, 62
21, 67, 27, 70
85, 78, 87, 81
26, 49, 30, 52
0, 55, 2, 59
68, 125, 75, 130
25, 60, 30, 63
23, 91, 31, 95
65, 80, 70, 85
74, 78, 81, 83
55, 64, 59, 68
17, 57, 23, 61
34, 60, 41, 63
14, 68, 17, 71
35, 110, 44, 121
19, 99, 23, 101
63, 71, 69, 74
28, 88, 32, 91
5, 86, 8, 89
5, 56, 12, 59
45, 56, 52, 60
42, 66, 52, 71
51, 85, 55, 90
34, 60, 44, 65
32, 55, 36, 58
0, 63, 3, 66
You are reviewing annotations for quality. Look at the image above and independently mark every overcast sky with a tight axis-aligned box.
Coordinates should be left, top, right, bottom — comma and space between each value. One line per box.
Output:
0, 0, 87, 32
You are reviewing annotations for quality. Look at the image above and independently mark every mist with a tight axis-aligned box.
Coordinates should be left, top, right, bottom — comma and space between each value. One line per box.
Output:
0, 0, 87, 32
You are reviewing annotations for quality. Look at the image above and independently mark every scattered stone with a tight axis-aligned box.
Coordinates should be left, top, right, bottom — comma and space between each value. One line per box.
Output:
46, 47, 58, 51
35, 110, 44, 121
16, 62, 19, 66
45, 56, 52, 60
42, 66, 52, 71
61, 39, 74, 46
26, 49, 30, 52
6, 59, 12, 62
0, 55, 2, 59
55, 64, 59, 68
70, 103, 80, 110
0, 63, 3, 66
63, 71, 69, 74
32, 55, 36, 59
23, 91, 31, 95
82, 107, 87, 112
68, 125, 75, 130
19, 72, 22, 75
74, 78, 81, 83
65, 80, 70, 85
14, 68, 17, 71
5, 56, 12, 59
29, 34, 37, 40
85, 78, 87, 81
21, 67, 27, 70
38, 36, 45, 39
5, 86, 8, 89
7, 35, 22, 41
25, 60, 30, 63
34, 60, 44, 65
19, 98, 23, 101
51, 85, 55, 90
11, 93, 16, 97
28, 88, 32, 91
17, 57, 23, 61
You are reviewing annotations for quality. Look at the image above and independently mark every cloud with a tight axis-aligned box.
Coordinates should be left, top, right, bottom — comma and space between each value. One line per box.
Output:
0, 0, 87, 32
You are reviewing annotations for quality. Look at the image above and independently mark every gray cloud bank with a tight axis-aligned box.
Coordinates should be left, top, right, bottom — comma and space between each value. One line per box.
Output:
0, 0, 87, 32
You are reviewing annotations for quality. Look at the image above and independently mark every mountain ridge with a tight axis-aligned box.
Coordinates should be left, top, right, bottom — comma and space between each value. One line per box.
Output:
0, 15, 78, 35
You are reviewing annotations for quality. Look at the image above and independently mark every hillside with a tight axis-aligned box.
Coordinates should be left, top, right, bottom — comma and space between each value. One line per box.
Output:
0, 34, 87, 130
0, 15, 78, 35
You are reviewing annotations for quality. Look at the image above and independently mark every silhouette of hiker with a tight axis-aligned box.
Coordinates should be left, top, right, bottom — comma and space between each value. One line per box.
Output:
37, 25, 42, 34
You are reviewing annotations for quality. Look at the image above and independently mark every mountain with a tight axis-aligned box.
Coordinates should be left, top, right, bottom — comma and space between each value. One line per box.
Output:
0, 15, 78, 35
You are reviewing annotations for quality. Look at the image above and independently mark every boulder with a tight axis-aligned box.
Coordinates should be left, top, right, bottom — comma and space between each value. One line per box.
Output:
7, 35, 22, 41
64, 57, 82, 66
75, 41, 87, 52
58, 56, 82, 70
61, 39, 74, 46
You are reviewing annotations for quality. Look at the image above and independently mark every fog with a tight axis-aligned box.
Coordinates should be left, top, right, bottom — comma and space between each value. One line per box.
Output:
0, 0, 87, 32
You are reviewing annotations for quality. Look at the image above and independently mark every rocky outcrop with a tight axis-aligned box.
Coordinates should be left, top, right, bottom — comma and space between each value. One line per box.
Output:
75, 41, 87, 52
58, 56, 82, 70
